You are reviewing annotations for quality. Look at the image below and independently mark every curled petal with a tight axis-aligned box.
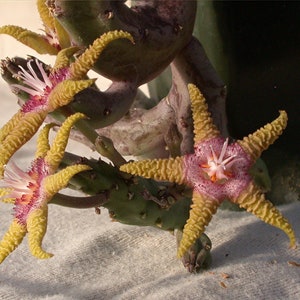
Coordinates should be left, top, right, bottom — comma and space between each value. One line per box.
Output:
238, 110, 288, 161
45, 113, 86, 169
188, 84, 220, 143
52, 47, 80, 71
234, 182, 296, 248
37, 0, 70, 49
27, 207, 53, 259
0, 220, 27, 264
43, 164, 91, 198
0, 25, 58, 55
47, 79, 96, 111
0, 111, 47, 176
69, 30, 134, 79
35, 124, 55, 159
120, 157, 185, 185
37, 0, 56, 32
177, 192, 220, 257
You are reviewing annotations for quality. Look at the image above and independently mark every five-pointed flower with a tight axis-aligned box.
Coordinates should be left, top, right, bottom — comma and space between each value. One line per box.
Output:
120, 84, 296, 257
0, 0, 70, 54
0, 113, 91, 264
0, 30, 134, 176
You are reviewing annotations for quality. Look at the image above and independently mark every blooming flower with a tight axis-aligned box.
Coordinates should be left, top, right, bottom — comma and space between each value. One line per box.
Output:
0, 30, 134, 176
120, 84, 296, 257
0, 113, 91, 263
0, 0, 70, 54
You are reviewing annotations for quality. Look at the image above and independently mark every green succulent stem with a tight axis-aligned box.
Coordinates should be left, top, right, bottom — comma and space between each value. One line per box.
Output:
51, 0, 196, 84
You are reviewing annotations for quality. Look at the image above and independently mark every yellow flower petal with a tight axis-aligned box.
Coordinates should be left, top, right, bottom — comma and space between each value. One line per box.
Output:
188, 84, 220, 143
0, 111, 47, 176
52, 47, 80, 71
37, 0, 55, 33
35, 123, 55, 159
27, 207, 53, 259
0, 111, 22, 143
233, 182, 296, 248
120, 156, 185, 185
43, 164, 91, 197
45, 113, 86, 169
177, 192, 220, 257
37, 0, 70, 49
47, 79, 96, 111
0, 25, 58, 55
238, 110, 288, 161
69, 30, 134, 80
0, 219, 27, 264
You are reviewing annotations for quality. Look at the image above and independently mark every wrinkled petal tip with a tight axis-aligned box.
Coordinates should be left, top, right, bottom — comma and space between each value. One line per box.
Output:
187, 84, 220, 142
44, 164, 91, 197
0, 25, 58, 55
238, 110, 288, 161
69, 30, 134, 79
44, 113, 87, 169
48, 79, 95, 111
177, 193, 220, 259
120, 157, 184, 185
30, 247, 53, 259
0, 220, 27, 264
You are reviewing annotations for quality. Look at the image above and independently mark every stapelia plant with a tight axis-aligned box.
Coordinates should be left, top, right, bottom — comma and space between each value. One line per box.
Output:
0, 113, 90, 263
0, 0, 297, 273
120, 84, 296, 258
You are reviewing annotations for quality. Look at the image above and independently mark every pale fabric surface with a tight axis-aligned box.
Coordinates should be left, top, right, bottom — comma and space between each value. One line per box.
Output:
0, 2, 300, 299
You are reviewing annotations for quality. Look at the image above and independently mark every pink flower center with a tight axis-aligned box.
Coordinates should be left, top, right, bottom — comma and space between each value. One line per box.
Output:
200, 138, 241, 184
184, 137, 252, 201
0, 159, 50, 225
11, 59, 69, 113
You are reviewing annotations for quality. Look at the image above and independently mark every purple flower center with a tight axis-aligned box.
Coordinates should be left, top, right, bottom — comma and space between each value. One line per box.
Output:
184, 137, 252, 201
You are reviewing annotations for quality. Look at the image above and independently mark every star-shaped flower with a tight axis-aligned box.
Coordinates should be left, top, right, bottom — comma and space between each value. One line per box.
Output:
0, 112, 91, 264
0, 0, 70, 54
0, 30, 133, 176
120, 84, 296, 257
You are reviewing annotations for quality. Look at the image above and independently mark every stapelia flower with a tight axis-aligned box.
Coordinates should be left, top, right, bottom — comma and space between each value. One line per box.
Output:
0, 113, 91, 264
0, 0, 70, 54
0, 30, 134, 177
120, 84, 296, 257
